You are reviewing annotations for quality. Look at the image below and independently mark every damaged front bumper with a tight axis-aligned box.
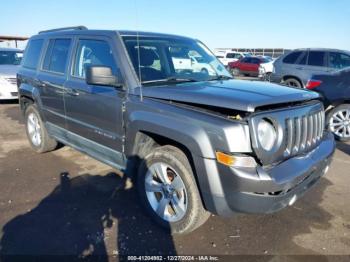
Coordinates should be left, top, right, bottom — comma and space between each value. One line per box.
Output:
200, 132, 335, 216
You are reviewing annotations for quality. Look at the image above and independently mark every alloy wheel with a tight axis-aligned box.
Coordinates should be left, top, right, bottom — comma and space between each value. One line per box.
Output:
145, 162, 188, 222
27, 113, 42, 146
285, 78, 301, 88
329, 109, 350, 139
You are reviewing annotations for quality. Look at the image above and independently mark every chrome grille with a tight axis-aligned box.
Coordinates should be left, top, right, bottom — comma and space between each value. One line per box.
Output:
5, 78, 17, 85
284, 110, 324, 157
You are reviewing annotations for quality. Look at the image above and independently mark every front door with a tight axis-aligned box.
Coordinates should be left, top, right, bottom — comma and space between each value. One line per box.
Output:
64, 37, 125, 167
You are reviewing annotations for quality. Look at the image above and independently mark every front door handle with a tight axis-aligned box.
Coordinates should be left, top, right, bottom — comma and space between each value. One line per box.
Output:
295, 67, 304, 70
65, 88, 80, 96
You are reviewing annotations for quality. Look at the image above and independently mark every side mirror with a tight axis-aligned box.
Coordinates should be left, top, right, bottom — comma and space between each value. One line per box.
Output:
86, 66, 121, 87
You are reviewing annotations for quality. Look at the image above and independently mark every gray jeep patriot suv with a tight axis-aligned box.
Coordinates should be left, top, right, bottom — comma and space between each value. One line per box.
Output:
18, 26, 335, 234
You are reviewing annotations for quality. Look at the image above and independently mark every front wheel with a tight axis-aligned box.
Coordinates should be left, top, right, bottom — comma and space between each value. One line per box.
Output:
137, 145, 210, 234
327, 104, 350, 141
264, 72, 272, 82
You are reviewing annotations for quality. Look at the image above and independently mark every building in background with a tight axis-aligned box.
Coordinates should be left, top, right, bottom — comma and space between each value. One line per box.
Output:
215, 48, 290, 59
0, 36, 28, 50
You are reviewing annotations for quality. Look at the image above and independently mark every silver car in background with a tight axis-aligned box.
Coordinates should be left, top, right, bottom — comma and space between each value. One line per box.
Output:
0, 48, 23, 100
271, 48, 350, 88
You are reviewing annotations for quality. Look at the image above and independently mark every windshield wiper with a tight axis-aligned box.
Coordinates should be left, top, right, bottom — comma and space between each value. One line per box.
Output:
165, 77, 198, 83
142, 77, 198, 85
208, 75, 233, 81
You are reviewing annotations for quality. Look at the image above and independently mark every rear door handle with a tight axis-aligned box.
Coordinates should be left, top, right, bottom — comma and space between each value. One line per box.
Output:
65, 88, 80, 96
296, 67, 304, 70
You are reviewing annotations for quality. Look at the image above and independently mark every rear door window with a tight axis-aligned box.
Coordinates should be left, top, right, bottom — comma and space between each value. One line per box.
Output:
43, 39, 71, 73
283, 51, 302, 64
22, 39, 44, 69
307, 51, 326, 67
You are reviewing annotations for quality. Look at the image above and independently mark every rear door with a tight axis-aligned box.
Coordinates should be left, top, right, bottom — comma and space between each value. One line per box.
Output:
303, 51, 329, 84
280, 50, 304, 76
38, 38, 72, 128
64, 36, 125, 167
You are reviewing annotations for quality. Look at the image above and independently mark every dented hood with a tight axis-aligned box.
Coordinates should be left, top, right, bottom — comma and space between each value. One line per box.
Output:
141, 79, 320, 112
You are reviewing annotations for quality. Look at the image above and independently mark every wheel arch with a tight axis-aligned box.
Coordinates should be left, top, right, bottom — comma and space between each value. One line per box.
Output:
282, 75, 304, 87
124, 117, 216, 211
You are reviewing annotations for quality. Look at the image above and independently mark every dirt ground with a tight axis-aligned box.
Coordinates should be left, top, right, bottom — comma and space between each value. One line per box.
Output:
0, 101, 349, 261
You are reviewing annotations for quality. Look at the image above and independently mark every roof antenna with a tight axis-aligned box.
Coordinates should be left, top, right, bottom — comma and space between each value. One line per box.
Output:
134, 0, 143, 101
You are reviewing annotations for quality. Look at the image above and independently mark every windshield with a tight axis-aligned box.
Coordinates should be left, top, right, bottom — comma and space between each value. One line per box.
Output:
122, 36, 232, 85
0, 51, 23, 65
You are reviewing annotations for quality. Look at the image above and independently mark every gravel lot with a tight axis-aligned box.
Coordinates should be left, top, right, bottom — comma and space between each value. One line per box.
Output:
0, 101, 349, 260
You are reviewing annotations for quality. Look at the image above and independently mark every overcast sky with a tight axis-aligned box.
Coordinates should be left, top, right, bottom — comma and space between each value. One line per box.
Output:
1, 0, 350, 50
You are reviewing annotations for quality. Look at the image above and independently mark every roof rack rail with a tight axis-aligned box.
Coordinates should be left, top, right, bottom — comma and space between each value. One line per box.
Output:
39, 26, 88, 34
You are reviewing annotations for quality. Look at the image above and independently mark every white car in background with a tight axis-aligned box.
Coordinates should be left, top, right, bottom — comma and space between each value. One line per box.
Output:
172, 57, 192, 72
258, 58, 274, 80
171, 56, 216, 76
0, 48, 23, 100
190, 56, 216, 75
215, 51, 249, 67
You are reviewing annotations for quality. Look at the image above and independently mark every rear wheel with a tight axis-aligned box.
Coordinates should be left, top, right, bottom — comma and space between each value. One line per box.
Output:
200, 68, 209, 75
25, 104, 58, 153
327, 104, 350, 141
137, 145, 210, 234
283, 78, 302, 88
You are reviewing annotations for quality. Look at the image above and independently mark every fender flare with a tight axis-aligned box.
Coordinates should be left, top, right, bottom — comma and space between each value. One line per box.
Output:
125, 111, 216, 159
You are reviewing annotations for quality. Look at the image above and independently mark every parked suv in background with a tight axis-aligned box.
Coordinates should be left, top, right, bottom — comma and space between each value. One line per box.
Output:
306, 68, 350, 141
271, 48, 350, 88
18, 27, 335, 234
0, 48, 23, 100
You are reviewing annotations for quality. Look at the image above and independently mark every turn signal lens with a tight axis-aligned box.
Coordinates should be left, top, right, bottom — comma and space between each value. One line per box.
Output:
216, 152, 235, 166
216, 152, 257, 168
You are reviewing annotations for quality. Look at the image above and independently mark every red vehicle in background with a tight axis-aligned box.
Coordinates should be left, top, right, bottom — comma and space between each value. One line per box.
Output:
228, 56, 272, 77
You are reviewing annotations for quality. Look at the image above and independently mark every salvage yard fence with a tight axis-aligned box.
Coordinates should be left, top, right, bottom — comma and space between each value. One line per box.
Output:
215, 48, 291, 59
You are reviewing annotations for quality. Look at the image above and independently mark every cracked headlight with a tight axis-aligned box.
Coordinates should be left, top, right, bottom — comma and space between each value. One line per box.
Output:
257, 119, 277, 151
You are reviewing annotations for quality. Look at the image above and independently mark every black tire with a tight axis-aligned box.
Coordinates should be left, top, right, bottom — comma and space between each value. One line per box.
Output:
326, 104, 350, 142
264, 72, 272, 82
283, 77, 302, 88
137, 145, 210, 234
200, 68, 209, 75
231, 68, 240, 76
25, 104, 58, 153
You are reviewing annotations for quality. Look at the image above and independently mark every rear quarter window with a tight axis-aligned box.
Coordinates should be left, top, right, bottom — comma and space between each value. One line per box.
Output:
22, 39, 44, 69
282, 51, 302, 64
